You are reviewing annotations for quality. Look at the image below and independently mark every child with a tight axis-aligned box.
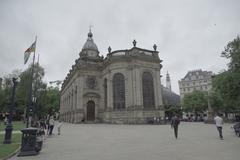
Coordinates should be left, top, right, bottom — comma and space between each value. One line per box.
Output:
57, 121, 63, 135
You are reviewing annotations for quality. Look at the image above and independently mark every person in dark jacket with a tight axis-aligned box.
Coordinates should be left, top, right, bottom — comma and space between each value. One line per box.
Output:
171, 115, 180, 139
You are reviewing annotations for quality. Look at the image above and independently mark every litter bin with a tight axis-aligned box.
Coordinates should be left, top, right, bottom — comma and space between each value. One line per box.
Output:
18, 127, 40, 156
36, 131, 44, 152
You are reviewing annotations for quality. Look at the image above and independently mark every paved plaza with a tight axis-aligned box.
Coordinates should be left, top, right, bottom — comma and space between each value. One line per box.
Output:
10, 122, 240, 160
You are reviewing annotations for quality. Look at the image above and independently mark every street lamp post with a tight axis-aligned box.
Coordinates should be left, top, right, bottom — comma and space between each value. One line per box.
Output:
3, 77, 18, 144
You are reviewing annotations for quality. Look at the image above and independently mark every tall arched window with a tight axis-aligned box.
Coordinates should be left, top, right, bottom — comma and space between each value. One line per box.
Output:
104, 78, 107, 109
113, 73, 125, 109
142, 72, 155, 108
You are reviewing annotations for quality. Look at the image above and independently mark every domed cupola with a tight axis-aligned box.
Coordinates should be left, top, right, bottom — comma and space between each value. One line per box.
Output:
79, 29, 104, 62
82, 30, 99, 51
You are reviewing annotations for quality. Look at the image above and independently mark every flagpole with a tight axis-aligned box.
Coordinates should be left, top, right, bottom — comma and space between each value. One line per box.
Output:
26, 36, 37, 128
32, 54, 40, 123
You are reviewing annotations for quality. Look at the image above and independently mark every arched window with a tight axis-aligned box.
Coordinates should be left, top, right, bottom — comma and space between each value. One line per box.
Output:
104, 78, 107, 109
113, 73, 125, 109
142, 72, 155, 108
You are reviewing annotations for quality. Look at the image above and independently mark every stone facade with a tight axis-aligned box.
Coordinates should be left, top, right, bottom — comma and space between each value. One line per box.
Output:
178, 69, 213, 101
60, 31, 164, 124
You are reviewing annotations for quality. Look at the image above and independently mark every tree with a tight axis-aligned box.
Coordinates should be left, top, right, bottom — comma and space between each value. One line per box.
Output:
212, 35, 240, 114
35, 86, 60, 118
183, 90, 208, 120
44, 87, 60, 115
212, 71, 240, 113
164, 105, 182, 119
221, 35, 240, 73
0, 70, 21, 114
0, 64, 61, 120
15, 63, 46, 118
208, 91, 224, 113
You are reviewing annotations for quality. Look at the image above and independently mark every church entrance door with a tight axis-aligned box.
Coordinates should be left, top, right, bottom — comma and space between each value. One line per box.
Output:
87, 100, 95, 121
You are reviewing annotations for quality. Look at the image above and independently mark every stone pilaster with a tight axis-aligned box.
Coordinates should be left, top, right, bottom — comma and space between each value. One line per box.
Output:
135, 68, 142, 106
126, 68, 133, 107
107, 74, 113, 109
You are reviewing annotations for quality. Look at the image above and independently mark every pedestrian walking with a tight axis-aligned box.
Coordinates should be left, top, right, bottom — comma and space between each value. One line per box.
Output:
49, 116, 55, 135
171, 115, 180, 139
46, 118, 50, 135
57, 121, 63, 135
214, 113, 224, 140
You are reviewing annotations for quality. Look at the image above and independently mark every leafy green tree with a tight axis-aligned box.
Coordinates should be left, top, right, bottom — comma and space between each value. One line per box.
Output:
15, 63, 46, 118
212, 35, 240, 114
221, 35, 240, 72
164, 105, 182, 119
0, 70, 21, 113
0, 64, 60, 120
35, 86, 60, 118
183, 90, 208, 120
0, 87, 9, 113
212, 71, 240, 113
44, 87, 60, 115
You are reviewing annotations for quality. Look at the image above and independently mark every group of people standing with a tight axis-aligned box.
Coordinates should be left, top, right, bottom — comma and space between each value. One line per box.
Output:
38, 116, 62, 136
171, 113, 224, 140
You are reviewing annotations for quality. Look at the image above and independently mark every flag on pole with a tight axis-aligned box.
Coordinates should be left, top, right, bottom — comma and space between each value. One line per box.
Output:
24, 41, 36, 64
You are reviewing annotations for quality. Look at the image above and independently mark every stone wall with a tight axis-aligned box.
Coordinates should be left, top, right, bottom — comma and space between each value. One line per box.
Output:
103, 107, 164, 124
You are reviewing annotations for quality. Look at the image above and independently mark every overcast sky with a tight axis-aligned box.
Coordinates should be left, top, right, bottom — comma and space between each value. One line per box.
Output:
0, 0, 239, 94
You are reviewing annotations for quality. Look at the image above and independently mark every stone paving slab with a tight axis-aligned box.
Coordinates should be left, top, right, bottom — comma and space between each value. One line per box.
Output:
9, 122, 240, 160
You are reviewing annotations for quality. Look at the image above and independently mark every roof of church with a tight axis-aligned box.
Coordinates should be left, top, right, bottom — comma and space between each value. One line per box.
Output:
61, 33, 162, 91
82, 30, 98, 51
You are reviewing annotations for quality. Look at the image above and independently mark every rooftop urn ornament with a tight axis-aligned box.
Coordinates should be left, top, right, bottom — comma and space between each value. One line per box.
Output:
133, 39, 137, 47
108, 46, 112, 53
153, 44, 157, 51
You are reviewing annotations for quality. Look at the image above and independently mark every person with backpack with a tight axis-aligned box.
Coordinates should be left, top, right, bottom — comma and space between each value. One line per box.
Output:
171, 114, 180, 139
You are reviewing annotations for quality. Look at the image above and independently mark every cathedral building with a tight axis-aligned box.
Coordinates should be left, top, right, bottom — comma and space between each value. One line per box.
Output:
59, 30, 164, 124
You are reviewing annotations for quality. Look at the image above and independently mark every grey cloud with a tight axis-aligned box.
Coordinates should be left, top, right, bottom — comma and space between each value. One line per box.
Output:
0, 0, 239, 94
